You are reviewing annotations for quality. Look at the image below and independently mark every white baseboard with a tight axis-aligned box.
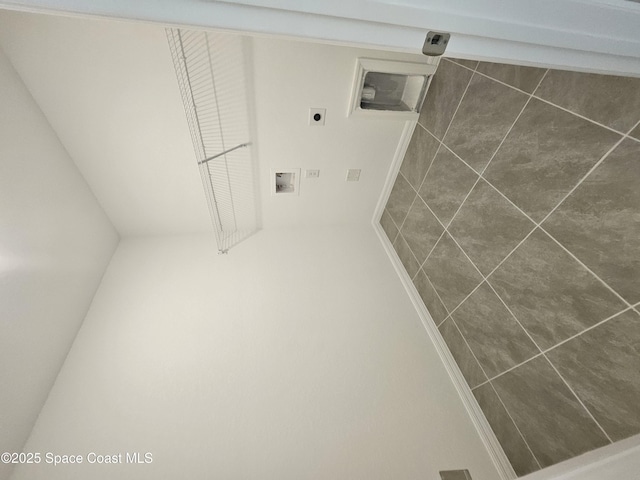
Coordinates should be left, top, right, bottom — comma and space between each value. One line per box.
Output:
372, 120, 517, 480
373, 220, 517, 480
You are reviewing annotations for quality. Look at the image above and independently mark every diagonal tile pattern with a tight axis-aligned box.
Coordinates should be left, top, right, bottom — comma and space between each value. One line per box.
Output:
451, 282, 538, 378
383, 57, 640, 475
386, 173, 415, 226
379, 209, 398, 243
439, 318, 487, 388
392, 233, 420, 279
448, 179, 533, 276
484, 98, 622, 221
399, 125, 441, 190
543, 138, 640, 305
492, 357, 610, 467
413, 268, 448, 326
400, 198, 443, 265
418, 145, 478, 226
418, 59, 473, 140
547, 309, 640, 442
489, 229, 627, 349
535, 69, 640, 132
423, 233, 484, 312
473, 383, 539, 476
444, 73, 528, 172
475, 62, 546, 94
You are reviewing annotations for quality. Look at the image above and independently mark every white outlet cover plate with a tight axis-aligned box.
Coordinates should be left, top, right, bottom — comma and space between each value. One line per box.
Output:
305, 169, 320, 178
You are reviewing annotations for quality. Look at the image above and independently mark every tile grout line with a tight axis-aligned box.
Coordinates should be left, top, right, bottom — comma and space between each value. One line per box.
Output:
443, 149, 634, 313
383, 206, 401, 244
438, 70, 547, 235
482, 277, 615, 444
466, 65, 639, 140
415, 61, 477, 197
397, 171, 445, 276
436, 314, 451, 329
396, 171, 419, 235
407, 59, 478, 271
416, 123, 636, 313
402, 66, 633, 330
443, 58, 478, 73
472, 306, 635, 390
402, 122, 442, 193
421, 264, 453, 319
447, 303, 543, 471
441, 61, 640, 146
544, 355, 614, 444
441, 124, 635, 311
488, 381, 544, 471
533, 116, 640, 228
472, 352, 544, 391
448, 314, 491, 386
388, 59, 638, 467
429, 192, 617, 445
536, 228, 633, 309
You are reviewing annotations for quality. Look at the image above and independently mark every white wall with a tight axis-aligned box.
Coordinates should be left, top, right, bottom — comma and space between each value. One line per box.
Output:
0, 47, 119, 480
252, 37, 427, 228
11, 228, 499, 480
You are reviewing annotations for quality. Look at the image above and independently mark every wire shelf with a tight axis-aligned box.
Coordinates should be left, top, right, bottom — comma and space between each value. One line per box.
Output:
167, 28, 259, 254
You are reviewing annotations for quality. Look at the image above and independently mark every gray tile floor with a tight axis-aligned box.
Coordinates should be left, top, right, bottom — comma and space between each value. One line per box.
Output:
382, 58, 640, 476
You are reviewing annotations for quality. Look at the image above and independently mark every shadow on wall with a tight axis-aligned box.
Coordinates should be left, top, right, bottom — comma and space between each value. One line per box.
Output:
380, 57, 640, 477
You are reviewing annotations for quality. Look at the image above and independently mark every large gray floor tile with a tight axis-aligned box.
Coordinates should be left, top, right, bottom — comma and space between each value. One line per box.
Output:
393, 233, 420, 279
419, 59, 473, 140
400, 125, 441, 190
452, 283, 539, 378
419, 146, 478, 226
476, 62, 546, 93
547, 309, 640, 442
543, 138, 640, 304
448, 180, 534, 276
386, 173, 416, 226
490, 229, 627, 349
379, 209, 398, 243
413, 268, 448, 325
535, 69, 640, 132
484, 98, 621, 222
630, 125, 640, 140
444, 73, 528, 172
492, 356, 610, 467
473, 383, 540, 476
423, 233, 484, 311
439, 318, 487, 388
400, 198, 444, 265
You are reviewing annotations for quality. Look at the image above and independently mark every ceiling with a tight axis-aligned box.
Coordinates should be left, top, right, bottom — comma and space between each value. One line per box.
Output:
0, 10, 427, 236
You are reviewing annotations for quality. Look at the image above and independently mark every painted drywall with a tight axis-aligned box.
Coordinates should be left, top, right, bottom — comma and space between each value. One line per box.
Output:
0, 10, 433, 232
0, 47, 118, 480
251, 36, 428, 228
11, 228, 500, 480
0, 10, 212, 237
1, 0, 640, 75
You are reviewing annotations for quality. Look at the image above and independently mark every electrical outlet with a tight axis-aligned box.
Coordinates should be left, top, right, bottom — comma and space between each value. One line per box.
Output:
309, 108, 326, 126
305, 169, 320, 178
346, 169, 361, 182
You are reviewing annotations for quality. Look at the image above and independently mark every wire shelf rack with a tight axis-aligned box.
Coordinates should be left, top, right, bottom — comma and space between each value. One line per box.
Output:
167, 28, 260, 254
